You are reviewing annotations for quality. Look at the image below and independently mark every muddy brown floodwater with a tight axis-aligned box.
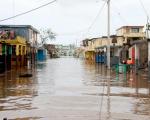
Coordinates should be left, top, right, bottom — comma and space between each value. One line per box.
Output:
0, 57, 150, 120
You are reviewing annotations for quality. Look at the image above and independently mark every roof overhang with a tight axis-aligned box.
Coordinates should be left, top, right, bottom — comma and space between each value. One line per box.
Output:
130, 39, 147, 45
95, 45, 122, 49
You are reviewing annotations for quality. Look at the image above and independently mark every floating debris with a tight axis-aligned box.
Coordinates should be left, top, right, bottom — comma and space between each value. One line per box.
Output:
19, 73, 32, 77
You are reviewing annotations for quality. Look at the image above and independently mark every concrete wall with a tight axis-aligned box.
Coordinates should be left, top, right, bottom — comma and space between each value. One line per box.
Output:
116, 26, 144, 37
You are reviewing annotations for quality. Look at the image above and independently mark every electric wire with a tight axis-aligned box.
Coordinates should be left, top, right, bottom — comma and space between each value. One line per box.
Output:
112, 3, 128, 25
138, 0, 150, 21
138, 0, 150, 38
0, 0, 57, 22
56, 1, 107, 45
12, 0, 15, 24
83, 1, 107, 39
77, 2, 108, 118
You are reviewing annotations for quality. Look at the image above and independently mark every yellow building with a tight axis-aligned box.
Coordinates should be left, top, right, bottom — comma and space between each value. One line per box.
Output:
83, 39, 96, 62
0, 25, 39, 69
0, 25, 39, 72
0, 36, 27, 67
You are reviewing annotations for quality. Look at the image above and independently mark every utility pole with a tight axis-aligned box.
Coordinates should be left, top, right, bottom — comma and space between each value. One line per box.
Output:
107, 0, 111, 96
146, 16, 149, 38
147, 16, 150, 82
107, 0, 110, 69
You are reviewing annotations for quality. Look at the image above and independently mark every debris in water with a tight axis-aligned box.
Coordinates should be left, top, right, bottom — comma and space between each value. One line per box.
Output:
19, 73, 32, 77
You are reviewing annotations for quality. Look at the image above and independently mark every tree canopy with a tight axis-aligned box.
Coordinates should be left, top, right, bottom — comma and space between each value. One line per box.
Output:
40, 29, 56, 45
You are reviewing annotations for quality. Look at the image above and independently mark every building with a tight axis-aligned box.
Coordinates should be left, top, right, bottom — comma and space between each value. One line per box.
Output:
0, 25, 39, 73
82, 38, 96, 62
44, 44, 58, 58
117, 26, 147, 67
116, 26, 145, 45
37, 47, 47, 61
82, 25, 146, 67
82, 36, 123, 65
55, 44, 76, 56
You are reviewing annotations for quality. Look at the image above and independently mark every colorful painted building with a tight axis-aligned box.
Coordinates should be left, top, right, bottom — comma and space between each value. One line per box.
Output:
82, 39, 96, 62
0, 25, 39, 73
37, 47, 47, 61
82, 25, 146, 68
117, 26, 146, 67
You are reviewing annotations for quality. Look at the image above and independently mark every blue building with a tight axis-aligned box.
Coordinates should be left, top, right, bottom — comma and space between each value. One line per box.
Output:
37, 48, 47, 61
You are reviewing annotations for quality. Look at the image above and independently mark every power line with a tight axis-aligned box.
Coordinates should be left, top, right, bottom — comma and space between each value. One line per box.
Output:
116, 12, 128, 24
55, 2, 106, 38
138, 0, 149, 21
12, 0, 15, 24
0, 0, 57, 22
83, 1, 107, 38
112, 3, 128, 25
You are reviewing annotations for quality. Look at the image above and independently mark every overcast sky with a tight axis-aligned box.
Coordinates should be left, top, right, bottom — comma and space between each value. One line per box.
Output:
0, 0, 149, 45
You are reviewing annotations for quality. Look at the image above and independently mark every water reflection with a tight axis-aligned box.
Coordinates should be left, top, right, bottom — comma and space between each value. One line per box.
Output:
0, 57, 149, 119
0, 67, 38, 111
86, 62, 150, 119
106, 96, 111, 120
133, 98, 150, 115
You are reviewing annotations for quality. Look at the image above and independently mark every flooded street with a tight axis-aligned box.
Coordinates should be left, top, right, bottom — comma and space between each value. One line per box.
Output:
0, 57, 150, 120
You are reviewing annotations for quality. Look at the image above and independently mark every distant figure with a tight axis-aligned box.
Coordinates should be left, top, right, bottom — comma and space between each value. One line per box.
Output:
127, 58, 134, 65
127, 58, 134, 73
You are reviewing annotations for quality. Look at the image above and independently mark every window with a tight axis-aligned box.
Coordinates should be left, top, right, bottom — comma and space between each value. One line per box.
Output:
131, 28, 140, 33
